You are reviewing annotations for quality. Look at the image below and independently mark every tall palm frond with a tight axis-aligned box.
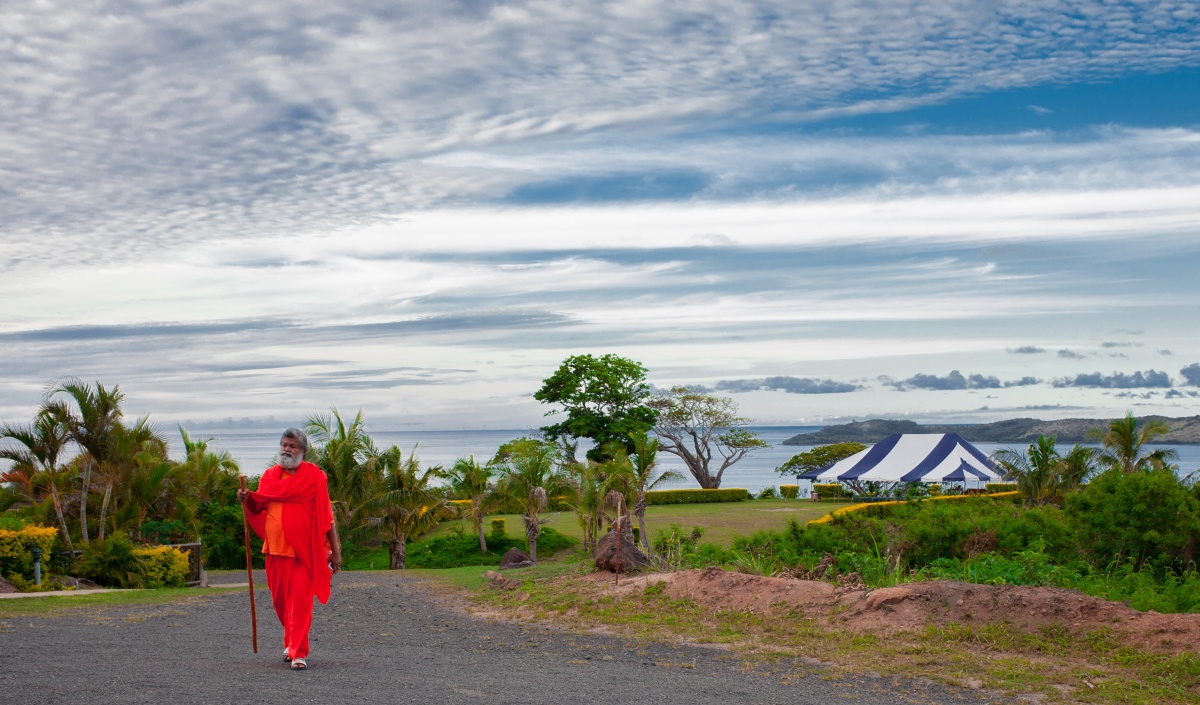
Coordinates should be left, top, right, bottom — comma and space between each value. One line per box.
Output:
629, 431, 682, 552
439, 456, 496, 554
46, 377, 126, 543
496, 439, 573, 562
360, 446, 447, 569
1, 406, 77, 550
992, 435, 1095, 506
307, 409, 385, 538
1089, 412, 1178, 474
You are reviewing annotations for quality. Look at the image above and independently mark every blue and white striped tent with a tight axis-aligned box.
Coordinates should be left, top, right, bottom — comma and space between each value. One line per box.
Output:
798, 433, 1003, 484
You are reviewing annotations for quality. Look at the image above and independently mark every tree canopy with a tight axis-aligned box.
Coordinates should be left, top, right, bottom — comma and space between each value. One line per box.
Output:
776, 442, 867, 477
648, 386, 768, 489
534, 354, 657, 461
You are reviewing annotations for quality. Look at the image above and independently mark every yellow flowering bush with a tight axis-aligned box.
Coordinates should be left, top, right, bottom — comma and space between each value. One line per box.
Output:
132, 545, 191, 588
0, 525, 59, 581
806, 491, 1020, 527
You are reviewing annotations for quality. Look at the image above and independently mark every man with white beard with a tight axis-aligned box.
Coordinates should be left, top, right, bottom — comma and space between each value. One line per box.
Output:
238, 428, 341, 670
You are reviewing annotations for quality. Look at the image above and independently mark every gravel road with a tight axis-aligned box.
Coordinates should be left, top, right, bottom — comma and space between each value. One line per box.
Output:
0, 570, 1010, 705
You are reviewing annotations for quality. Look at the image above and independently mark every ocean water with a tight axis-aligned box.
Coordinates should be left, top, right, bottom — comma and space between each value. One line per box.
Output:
168, 426, 1200, 494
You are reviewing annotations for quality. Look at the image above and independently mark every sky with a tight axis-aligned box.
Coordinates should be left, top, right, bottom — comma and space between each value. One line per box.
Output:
2, 1, 1200, 432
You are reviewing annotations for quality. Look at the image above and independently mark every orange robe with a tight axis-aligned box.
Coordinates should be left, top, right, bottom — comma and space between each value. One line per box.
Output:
243, 462, 334, 659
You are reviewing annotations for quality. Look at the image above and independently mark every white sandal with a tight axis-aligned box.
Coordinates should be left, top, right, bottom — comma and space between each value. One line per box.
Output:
283, 651, 292, 662
291, 657, 307, 670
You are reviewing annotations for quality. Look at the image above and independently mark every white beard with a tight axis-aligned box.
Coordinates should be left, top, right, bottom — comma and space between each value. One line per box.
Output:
278, 452, 301, 470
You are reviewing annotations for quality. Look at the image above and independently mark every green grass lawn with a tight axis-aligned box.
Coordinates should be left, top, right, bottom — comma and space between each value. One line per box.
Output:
430, 498, 838, 548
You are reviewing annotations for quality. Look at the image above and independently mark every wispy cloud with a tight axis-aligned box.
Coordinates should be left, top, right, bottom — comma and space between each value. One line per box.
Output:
3, 2, 1200, 428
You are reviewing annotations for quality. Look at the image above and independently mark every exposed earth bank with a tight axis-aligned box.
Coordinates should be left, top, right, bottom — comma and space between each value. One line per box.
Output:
586, 568, 1199, 655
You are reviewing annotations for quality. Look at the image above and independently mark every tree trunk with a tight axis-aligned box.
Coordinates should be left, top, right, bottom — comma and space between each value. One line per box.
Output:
79, 461, 92, 544
474, 504, 488, 555
49, 482, 73, 554
389, 534, 407, 569
98, 482, 114, 541
524, 515, 539, 563
636, 493, 649, 553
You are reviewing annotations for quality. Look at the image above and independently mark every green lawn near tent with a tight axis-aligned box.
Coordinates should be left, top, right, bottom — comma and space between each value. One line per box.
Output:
430, 498, 839, 548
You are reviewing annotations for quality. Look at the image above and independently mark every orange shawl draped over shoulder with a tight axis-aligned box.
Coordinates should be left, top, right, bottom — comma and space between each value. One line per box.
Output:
244, 461, 334, 604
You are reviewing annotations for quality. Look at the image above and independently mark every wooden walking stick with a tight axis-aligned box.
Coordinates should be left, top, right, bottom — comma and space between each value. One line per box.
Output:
240, 475, 258, 654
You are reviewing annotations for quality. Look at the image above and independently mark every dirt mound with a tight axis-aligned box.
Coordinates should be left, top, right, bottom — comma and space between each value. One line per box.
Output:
0, 575, 19, 593
594, 568, 1200, 655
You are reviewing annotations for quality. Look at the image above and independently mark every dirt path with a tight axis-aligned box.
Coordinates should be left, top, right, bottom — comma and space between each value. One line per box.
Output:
0, 570, 1012, 705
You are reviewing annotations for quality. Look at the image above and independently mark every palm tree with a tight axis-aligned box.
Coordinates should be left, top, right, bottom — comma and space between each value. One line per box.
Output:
363, 446, 447, 569
307, 409, 386, 539
563, 458, 608, 551
46, 378, 126, 543
96, 418, 168, 540
496, 439, 572, 563
992, 435, 1095, 505
177, 426, 240, 503
628, 432, 683, 552
1089, 412, 1178, 474
0, 406, 76, 551
124, 454, 179, 538
440, 456, 496, 554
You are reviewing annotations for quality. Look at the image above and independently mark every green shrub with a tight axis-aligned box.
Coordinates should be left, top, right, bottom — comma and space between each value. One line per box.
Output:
197, 489, 260, 570
1065, 469, 1200, 571
1071, 561, 1200, 613
402, 527, 578, 569
75, 532, 147, 588
489, 518, 507, 538
757, 486, 779, 499
985, 483, 1018, 493
644, 489, 751, 505
926, 541, 1082, 587
813, 483, 848, 498
3, 572, 73, 592
779, 484, 798, 499
140, 520, 190, 545
793, 495, 1068, 570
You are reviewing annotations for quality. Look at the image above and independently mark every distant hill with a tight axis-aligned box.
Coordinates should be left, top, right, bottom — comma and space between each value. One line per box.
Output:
782, 416, 1200, 445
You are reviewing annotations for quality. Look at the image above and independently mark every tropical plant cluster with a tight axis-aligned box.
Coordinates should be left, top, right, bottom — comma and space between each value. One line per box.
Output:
0, 379, 248, 586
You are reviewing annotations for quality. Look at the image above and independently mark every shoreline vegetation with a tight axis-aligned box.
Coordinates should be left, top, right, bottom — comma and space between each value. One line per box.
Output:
3, 368, 1199, 703
785, 415, 1200, 445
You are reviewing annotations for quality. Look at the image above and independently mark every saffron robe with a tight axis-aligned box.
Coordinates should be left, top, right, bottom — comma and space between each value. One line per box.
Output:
244, 461, 334, 604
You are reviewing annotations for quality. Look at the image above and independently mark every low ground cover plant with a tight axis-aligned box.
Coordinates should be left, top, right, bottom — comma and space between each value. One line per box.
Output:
344, 526, 577, 570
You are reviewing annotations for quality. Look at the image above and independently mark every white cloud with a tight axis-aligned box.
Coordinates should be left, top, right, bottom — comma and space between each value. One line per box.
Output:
4, 1, 1200, 427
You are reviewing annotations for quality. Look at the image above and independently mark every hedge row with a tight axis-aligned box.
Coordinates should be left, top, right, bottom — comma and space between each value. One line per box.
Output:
985, 483, 1018, 493
807, 491, 1020, 526
814, 483, 851, 498
644, 488, 751, 505
779, 484, 799, 499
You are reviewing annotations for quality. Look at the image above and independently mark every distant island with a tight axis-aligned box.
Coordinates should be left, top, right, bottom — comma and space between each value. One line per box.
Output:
782, 416, 1200, 445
